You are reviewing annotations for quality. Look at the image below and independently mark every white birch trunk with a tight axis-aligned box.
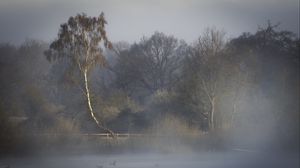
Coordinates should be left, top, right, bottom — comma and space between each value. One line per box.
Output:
210, 97, 216, 130
83, 69, 115, 137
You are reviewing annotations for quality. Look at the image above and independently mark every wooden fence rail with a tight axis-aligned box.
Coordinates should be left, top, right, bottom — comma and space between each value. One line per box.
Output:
32, 133, 203, 139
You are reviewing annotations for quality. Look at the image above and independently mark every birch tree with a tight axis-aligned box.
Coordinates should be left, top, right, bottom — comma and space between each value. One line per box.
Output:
188, 28, 226, 130
45, 13, 114, 136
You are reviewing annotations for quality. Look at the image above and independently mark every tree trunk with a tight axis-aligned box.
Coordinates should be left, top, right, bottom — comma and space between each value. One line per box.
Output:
231, 102, 237, 128
209, 97, 216, 130
231, 88, 241, 128
83, 69, 115, 137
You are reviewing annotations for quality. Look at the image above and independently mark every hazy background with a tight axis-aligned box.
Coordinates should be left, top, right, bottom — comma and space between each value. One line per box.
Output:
0, 0, 299, 44
0, 1, 299, 167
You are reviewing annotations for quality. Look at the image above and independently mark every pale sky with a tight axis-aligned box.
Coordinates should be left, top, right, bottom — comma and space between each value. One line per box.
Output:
0, 0, 299, 44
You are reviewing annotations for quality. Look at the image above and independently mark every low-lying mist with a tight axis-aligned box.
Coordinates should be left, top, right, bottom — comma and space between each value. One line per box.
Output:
0, 15, 299, 168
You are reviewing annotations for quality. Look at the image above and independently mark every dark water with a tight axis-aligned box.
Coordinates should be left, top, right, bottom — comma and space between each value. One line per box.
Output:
0, 151, 298, 168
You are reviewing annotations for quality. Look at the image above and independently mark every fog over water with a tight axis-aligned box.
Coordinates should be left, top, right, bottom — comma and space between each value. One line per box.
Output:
0, 152, 299, 168
0, 1, 299, 168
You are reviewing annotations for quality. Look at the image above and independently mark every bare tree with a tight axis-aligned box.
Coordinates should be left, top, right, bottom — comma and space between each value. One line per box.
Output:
114, 32, 187, 94
111, 41, 131, 57
45, 13, 114, 136
188, 28, 226, 130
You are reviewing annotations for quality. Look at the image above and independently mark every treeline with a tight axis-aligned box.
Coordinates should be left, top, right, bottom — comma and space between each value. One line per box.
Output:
0, 22, 299, 153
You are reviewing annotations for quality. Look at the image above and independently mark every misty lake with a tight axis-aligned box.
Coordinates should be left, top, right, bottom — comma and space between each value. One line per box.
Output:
0, 151, 298, 168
